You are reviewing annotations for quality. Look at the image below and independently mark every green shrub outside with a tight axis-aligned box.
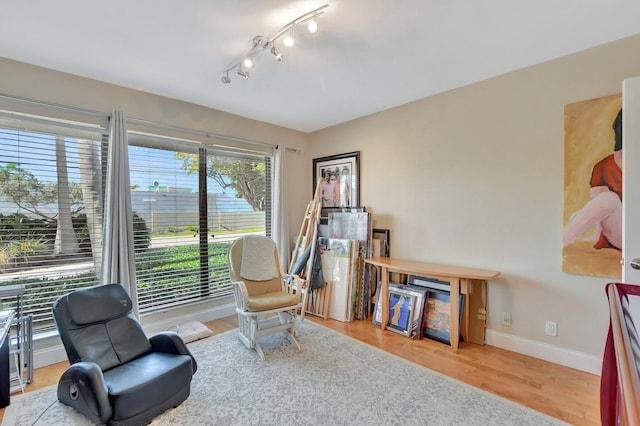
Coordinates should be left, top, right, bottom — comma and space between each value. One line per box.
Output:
0, 212, 151, 271
2, 241, 233, 331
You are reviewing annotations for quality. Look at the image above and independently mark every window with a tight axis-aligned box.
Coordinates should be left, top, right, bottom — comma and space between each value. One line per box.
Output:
128, 133, 272, 313
0, 113, 273, 332
0, 113, 108, 332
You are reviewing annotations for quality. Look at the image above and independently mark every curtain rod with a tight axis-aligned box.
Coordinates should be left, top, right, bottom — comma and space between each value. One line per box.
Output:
0, 92, 299, 152
126, 117, 276, 150
0, 93, 108, 119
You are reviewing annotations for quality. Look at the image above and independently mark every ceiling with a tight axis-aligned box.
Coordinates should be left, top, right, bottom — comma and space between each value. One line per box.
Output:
1, 0, 639, 133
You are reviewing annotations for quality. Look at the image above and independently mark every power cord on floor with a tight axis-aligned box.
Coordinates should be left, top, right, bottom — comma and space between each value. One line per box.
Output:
30, 398, 58, 426
31, 379, 75, 425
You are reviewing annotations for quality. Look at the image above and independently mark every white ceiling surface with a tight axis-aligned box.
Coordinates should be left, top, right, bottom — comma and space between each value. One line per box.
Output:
1, 0, 639, 133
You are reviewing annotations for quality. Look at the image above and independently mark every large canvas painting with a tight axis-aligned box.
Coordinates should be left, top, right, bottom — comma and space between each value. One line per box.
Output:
563, 94, 622, 278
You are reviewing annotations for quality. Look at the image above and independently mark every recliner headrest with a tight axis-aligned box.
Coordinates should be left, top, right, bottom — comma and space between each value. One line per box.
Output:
66, 284, 133, 325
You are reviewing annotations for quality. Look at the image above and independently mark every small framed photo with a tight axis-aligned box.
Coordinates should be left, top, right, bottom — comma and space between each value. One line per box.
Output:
313, 151, 360, 209
372, 284, 417, 337
402, 285, 429, 339
372, 228, 390, 257
387, 289, 416, 336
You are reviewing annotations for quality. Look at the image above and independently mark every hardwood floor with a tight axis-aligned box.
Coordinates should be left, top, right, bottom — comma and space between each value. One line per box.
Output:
0, 315, 600, 425
311, 317, 600, 426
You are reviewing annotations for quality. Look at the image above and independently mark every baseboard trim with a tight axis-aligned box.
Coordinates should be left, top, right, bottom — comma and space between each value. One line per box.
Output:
36, 310, 602, 377
485, 329, 602, 375
141, 302, 236, 335
33, 301, 237, 369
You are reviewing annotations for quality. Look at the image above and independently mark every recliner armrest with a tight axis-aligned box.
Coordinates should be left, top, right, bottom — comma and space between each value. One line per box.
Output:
149, 332, 198, 373
58, 361, 112, 425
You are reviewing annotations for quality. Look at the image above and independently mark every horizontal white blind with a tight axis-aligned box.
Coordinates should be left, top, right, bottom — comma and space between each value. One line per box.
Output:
0, 117, 106, 332
128, 135, 270, 313
129, 141, 205, 311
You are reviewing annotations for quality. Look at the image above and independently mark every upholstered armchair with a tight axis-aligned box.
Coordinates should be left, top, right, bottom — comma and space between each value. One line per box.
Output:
228, 235, 305, 360
52, 284, 197, 425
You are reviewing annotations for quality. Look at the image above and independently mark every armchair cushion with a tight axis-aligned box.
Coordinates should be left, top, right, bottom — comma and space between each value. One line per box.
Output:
240, 234, 279, 281
103, 352, 193, 421
246, 291, 301, 312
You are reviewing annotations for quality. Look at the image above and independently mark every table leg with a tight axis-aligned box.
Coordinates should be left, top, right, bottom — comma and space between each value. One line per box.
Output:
449, 278, 460, 353
380, 266, 389, 330
461, 278, 470, 344
467, 280, 488, 344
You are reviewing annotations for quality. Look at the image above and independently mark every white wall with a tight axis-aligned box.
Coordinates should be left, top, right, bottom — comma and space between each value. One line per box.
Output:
307, 34, 640, 373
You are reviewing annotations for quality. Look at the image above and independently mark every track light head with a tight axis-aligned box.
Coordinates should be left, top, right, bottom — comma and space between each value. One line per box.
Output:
221, 71, 231, 84
237, 67, 249, 80
308, 18, 318, 33
283, 31, 295, 47
271, 46, 283, 62
243, 57, 255, 68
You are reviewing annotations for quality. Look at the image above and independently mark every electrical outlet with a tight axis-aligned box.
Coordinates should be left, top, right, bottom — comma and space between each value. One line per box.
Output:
545, 321, 557, 337
501, 312, 511, 326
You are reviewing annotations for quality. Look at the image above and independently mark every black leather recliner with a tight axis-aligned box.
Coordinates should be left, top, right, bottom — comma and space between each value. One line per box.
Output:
52, 284, 197, 425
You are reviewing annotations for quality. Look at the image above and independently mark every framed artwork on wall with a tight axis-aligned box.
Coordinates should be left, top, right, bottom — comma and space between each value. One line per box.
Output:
562, 94, 622, 278
312, 151, 360, 209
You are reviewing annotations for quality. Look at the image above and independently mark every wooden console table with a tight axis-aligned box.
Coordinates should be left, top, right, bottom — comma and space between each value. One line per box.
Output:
365, 257, 500, 352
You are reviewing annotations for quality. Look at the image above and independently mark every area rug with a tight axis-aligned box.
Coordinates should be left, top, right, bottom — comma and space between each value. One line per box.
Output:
3, 321, 567, 425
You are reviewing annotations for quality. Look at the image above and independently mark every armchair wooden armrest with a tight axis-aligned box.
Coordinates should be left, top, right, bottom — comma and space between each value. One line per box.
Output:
282, 273, 306, 294
232, 281, 250, 312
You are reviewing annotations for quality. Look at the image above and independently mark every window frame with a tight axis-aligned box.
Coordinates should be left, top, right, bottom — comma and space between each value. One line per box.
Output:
0, 111, 274, 333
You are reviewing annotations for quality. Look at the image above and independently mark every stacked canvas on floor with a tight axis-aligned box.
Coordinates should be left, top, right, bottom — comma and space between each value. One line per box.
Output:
318, 210, 372, 322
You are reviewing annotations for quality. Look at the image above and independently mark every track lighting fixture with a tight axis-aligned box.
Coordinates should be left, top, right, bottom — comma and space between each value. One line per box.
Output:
308, 18, 318, 33
270, 46, 283, 62
283, 31, 295, 47
237, 66, 249, 79
221, 4, 328, 84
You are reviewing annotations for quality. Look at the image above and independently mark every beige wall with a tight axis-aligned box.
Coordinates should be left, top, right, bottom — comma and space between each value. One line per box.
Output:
308, 34, 640, 372
3, 33, 640, 372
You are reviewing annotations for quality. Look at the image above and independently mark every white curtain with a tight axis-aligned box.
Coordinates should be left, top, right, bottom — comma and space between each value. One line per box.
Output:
273, 145, 289, 271
101, 110, 139, 317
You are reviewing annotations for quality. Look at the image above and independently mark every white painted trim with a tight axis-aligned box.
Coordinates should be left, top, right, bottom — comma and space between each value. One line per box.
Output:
141, 302, 236, 335
36, 307, 603, 377
33, 301, 237, 369
34, 345, 68, 369
486, 329, 602, 375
